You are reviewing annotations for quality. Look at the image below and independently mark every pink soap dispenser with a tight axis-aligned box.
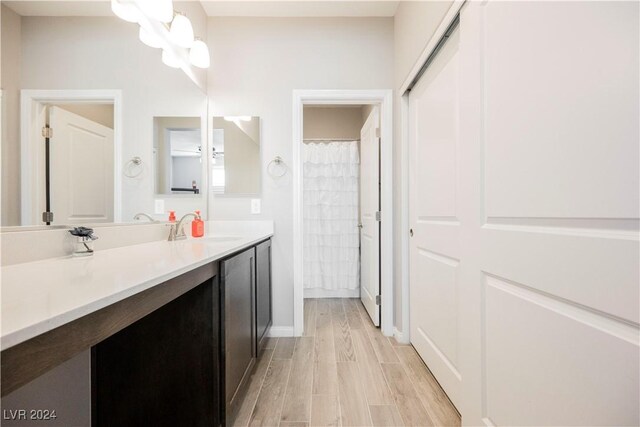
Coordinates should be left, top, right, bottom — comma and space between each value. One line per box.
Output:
192, 210, 204, 238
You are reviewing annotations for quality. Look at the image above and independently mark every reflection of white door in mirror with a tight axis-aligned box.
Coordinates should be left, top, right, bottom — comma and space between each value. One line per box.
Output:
49, 106, 114, 224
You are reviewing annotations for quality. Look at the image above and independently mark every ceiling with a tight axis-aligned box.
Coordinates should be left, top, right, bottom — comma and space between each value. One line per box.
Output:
4, 0, 400, 17
3, 1, 112, 16
200, 1, 399, 17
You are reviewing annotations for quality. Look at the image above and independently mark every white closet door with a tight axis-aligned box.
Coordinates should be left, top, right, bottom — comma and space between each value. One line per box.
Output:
458, 2, 639, 425
409, 26, 462, 408
360, 106, 380, 326
50, 106, 114, 224
408, 1, 639, 425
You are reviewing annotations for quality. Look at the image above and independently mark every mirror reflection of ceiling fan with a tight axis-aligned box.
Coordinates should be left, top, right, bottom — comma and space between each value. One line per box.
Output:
198, 145, 225, 158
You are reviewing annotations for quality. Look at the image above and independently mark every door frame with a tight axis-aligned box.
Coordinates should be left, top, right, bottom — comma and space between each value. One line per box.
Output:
398, 0, 466, 344
292, 89, 393, 337
20, 89, 123, 225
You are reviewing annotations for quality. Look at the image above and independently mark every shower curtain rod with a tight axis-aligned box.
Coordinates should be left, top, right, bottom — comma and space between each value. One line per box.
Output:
303, 138, 360, 142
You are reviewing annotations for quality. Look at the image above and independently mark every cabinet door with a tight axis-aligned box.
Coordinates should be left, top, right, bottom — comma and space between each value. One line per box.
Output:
255, 239, 272, 352
93, 276, 219, 427
221, 247, 256, 417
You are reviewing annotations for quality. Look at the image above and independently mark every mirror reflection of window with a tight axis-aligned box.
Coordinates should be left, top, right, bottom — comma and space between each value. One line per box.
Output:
211, 129, 226, 192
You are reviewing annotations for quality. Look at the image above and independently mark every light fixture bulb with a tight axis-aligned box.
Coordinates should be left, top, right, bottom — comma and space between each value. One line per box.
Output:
111, 0, 139, 23
162, 50, 181, 69
139, 26, 162, 49
137, 0, 174, 23
170, 12, 194, 48
189, 38, 210, 69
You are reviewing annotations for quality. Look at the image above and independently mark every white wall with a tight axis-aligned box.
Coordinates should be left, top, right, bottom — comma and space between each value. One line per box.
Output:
8, 12, 208, 224
1, 4, 22, 226
207, 17, 394, 330
394, 1, 454, 88
303, 106, 364, 139
392, 1, 453, 332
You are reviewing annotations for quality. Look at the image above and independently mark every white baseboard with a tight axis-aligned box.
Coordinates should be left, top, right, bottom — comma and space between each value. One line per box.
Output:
393, 327, 410, 344
304, 288, 360, 298
267, 326, 295, 337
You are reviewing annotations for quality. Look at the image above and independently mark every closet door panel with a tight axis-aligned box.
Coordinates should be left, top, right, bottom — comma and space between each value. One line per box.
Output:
457, 2, 640, 425
409, 25, 462, 409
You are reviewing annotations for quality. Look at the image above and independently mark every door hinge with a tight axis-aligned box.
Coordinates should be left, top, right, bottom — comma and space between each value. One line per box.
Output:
375, 127, 380, 138
42, 211, 54, 223
42, 126, 53, 139
375, 211, 382, 222
375, 295, 381, 306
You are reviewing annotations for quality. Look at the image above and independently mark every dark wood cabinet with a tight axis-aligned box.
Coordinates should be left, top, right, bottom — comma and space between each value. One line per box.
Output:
255, 239, 272, 352
25, 238, 274, 427
220, 247, 256, 420
92, 267, 221, 427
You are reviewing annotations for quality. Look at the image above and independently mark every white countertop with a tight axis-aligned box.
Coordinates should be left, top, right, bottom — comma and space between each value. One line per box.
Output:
1, 229, 273, 351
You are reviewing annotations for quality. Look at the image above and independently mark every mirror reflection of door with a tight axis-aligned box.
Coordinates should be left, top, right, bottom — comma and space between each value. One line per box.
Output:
48, 104, 115, 225
153, 117, 203, 196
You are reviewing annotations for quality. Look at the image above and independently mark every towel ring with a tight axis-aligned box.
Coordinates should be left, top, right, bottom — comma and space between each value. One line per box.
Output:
267, 156, 287, 178
124, 156, 144, 178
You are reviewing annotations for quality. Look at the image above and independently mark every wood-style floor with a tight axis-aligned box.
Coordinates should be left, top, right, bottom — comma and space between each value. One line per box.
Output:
232, 298, 460, 427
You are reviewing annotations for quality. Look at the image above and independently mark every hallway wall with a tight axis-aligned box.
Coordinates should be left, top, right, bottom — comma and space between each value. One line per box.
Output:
392, 1, 454, 334
207, 17, 394, 332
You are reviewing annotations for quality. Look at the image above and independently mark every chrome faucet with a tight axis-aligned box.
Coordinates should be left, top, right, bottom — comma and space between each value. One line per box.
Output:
168, 213, 197, 241
133, 212, 157, 222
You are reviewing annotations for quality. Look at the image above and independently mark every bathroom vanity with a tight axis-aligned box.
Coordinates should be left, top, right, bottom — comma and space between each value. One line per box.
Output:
1, 228, 273, 426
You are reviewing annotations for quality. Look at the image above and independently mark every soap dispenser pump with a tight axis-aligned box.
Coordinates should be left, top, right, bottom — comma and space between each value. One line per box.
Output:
192, 210, 204, 238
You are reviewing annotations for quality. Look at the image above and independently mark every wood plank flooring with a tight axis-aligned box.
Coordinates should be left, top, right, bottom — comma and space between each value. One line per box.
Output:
237, 298, 460, 427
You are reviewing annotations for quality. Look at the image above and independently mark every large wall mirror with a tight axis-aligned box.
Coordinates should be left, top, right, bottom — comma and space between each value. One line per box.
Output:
0, 1, 209, 228
211, 116, 261, 195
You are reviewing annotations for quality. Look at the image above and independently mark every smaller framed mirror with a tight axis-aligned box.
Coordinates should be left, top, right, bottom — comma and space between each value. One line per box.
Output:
211, 116, 261, 195
154, 117, 204, 196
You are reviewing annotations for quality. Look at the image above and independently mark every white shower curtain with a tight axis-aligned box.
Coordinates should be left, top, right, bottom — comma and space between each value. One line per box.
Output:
303, 141, 360, 294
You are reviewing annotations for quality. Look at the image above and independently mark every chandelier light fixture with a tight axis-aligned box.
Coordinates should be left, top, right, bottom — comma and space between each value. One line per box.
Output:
189, 38, 211, 69
162, 50, 182, 69
111, 0, 139, 23
139, 26, 162, 49
169, 12, 195, 48
110, 0, 210, 70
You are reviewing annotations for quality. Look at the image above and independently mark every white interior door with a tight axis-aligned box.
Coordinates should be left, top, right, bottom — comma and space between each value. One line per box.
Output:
458, 2, 639, 424
409, 26, 462, 408
49, 106, 114, 224
409, 2, 639, 425
360, 106, 380, 326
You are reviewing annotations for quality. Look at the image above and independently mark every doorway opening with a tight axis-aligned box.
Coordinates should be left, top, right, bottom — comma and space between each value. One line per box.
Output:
20, 90, 122, 226
292, 90, 393, 338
